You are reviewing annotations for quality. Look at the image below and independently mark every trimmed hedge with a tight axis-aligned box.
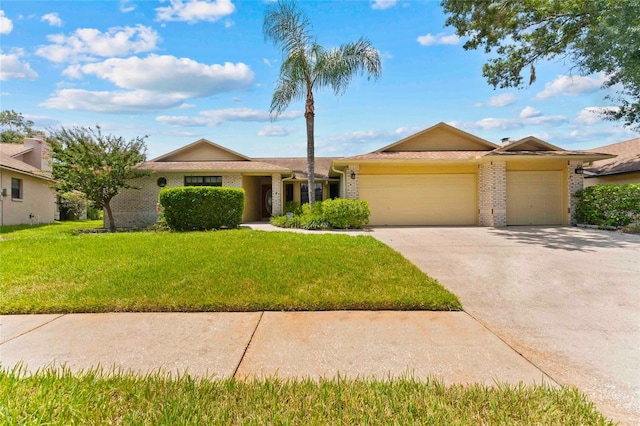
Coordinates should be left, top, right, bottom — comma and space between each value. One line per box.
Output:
159, 186, 245, 231
270, 199, 370, 230
573, 183, 640, 227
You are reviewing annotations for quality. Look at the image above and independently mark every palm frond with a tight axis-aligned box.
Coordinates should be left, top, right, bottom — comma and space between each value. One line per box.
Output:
314, 38, 382, 96
263, 0, 314, 57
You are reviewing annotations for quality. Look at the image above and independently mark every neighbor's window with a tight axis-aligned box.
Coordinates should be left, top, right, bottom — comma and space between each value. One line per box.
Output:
184, 176, 222, 187
300, 183, 323, 204
11, 178, 23, 200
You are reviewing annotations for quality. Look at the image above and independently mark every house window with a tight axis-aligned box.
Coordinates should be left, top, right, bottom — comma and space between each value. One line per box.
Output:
11, 178, 23, 200
285, 183, 294, 202
184, 176, 222, 186
300, 183, 323, 204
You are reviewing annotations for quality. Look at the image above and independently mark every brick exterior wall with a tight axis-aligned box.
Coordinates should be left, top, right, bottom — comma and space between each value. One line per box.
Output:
478, 161, 507, 227
345, 164, 359, 199
109, 172, 245, 229
567, 160, 584, 225
271, 173, 282, 215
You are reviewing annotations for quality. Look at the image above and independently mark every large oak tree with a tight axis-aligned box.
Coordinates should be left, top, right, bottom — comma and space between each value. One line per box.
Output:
442, 0, 640, 130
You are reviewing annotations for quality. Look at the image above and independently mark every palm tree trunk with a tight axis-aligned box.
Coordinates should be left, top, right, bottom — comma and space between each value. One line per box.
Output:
305, 93, 315, 206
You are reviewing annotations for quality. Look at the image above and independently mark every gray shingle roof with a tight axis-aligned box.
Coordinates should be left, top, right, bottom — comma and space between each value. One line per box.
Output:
585, 138, 640, 176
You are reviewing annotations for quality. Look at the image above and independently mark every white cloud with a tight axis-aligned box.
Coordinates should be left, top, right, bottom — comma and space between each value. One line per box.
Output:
263, 58, 272, 67
157, 108, 302, 126
258, 124, 296, 137
71, 55, 253, 96
40, 89, 188, 113
417, 32, 460, 46
0, 50, 38, 81
474, 93, 516, 107
520, 106, 541, 118
156, 0, 235, 24
574, 106, 618, 125
36, 25, 160, 63
120, 0, 136, 13
0, 11, 13, 34
535, 73, 605, 100
462, 114, 567, 131
44, 56, 254, 113
41, 12, 63, 27
371, 0, 397, 10
224, 18, 234, 28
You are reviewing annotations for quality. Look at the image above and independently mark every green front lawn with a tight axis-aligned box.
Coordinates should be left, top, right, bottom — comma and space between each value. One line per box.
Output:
0, 221, 460, 313
0, 367, 613, 425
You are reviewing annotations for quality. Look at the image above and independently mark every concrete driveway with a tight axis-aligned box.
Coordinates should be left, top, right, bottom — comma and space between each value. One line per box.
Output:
371, 226, 640, 425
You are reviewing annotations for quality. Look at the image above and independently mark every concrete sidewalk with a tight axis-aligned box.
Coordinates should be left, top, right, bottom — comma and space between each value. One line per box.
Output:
1, 311, 551, 385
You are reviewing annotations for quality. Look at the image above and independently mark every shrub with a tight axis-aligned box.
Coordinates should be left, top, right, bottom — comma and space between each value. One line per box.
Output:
322, 198, 370, 229
573, 184, 640, 227
158, 186, 245, 231
285, 201, 303, 216
59, 192, 87, 221
270, 199, 370, 230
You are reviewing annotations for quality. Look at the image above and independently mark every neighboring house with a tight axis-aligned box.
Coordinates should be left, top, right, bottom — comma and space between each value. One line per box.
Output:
0, 138, 56, 226
583, 138, 640, 187
110, 122, 612, 228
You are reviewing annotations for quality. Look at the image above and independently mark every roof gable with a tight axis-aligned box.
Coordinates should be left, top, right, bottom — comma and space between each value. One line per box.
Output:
376, 122, 499, 152
497, 136, 562, 152
151, 139, 251, 162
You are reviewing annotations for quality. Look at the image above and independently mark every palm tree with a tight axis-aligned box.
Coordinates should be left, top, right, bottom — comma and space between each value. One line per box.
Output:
263, 0, 381, 205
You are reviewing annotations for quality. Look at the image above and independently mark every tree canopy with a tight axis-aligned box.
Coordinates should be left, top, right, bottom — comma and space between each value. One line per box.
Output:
0, 110, 35, 144
48, 126, 149, 232
442, 0, 640, 130
264, 0, 381, 205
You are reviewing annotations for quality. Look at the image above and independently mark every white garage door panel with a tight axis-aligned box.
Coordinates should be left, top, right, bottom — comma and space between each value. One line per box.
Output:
507, 171, 563, 225
360, 174, 477, 226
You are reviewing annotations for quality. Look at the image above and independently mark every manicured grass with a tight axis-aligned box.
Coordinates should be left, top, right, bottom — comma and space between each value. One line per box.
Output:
0, 221, 460, 313
0, 367, 613, 425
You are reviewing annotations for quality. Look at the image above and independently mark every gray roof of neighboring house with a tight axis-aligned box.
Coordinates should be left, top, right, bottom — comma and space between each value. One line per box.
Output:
252, 157, 339, 179
585, 138, 640, 176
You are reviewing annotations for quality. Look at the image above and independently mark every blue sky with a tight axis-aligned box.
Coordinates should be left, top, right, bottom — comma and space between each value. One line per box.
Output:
1, 0, 638, 159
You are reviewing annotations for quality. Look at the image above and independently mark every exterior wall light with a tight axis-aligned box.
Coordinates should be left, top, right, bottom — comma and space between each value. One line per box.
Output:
574, 166, 584, 175
350, 171, 356, 179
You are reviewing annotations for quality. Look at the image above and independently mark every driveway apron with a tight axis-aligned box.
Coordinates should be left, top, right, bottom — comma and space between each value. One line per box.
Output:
371, 226, 640, 425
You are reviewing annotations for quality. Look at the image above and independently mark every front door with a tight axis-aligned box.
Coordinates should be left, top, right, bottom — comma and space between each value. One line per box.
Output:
261, 184, 272, 219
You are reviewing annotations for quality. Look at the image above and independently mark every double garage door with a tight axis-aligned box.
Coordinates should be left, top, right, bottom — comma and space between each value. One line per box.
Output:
359, 171, 564, 226
359, 174, 477, 226
506, 171, 563, 225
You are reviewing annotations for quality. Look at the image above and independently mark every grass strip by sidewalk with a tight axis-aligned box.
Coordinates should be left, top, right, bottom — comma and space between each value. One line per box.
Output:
0, 221, 460, 313
0, 367, 613, 425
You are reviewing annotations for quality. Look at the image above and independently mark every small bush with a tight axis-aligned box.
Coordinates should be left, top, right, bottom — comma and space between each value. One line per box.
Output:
159, 186, 245, 231
271, 199, 370, 230
59, 192, 87, 220
322, 198, 370, 229
285, 201, 303, 216
574, 184, 640, 227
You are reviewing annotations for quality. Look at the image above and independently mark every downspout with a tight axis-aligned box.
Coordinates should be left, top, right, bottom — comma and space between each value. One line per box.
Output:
331, 163, 346, 198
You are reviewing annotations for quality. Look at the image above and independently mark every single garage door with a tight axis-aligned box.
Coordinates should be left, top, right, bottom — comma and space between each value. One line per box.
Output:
359, 174, 477, 226
507, 171, 563, 225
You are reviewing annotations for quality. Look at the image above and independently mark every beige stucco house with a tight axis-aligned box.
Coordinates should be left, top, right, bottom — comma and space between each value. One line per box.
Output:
110, 122, 612, 228
0, 138, 57, 226
584, 138, 640, 187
